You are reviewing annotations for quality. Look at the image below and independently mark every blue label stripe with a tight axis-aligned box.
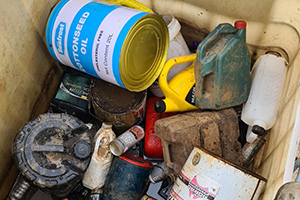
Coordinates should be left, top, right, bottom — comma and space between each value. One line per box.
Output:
112, 12, 148, 87
46, 0, 70, 62
67, 2, 118, 77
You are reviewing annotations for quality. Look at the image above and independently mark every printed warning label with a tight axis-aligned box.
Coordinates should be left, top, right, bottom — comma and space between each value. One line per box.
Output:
169, 171, 221, 200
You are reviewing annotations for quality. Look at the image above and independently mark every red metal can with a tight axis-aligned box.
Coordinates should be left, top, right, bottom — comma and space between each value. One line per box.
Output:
144, 97, 177, 159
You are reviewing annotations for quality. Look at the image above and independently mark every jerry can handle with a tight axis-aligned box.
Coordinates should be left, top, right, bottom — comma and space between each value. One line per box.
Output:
162, 141, 176, 171
159, 54, 197, 103
101, 0, 154, 13
199, 23, 237, 60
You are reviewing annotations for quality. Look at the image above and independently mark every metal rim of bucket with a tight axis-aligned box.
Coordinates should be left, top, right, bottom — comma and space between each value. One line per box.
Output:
120, 14, 169, 91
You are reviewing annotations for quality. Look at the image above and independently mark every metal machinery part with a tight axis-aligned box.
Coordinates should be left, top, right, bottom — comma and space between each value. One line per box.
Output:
12, 113, 93, 198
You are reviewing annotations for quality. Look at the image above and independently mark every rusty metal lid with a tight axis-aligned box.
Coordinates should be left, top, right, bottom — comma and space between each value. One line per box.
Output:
12, 113, 93, 197
90, 78, 146, 114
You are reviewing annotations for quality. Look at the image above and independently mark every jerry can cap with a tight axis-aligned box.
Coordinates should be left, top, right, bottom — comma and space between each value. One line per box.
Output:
234, 21, 246, 29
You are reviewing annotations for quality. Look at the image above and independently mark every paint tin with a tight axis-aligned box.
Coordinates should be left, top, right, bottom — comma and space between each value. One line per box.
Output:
102, 153, 153, 200
46, 0, 169, 92
90, 78, 146, 135
109, 125, 144, 156
168, 147, 266, 200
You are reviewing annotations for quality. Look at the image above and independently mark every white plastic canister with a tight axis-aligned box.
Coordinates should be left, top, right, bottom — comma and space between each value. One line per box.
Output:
82, 123, 116, 190
241, 53, 288, 142
150, 15, 191, 97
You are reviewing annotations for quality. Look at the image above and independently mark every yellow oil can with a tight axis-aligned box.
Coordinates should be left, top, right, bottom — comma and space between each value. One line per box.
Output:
154, 54, 198, 113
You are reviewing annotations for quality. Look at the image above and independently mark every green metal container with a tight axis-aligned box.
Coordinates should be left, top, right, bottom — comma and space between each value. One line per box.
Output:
195, 21, 250, 110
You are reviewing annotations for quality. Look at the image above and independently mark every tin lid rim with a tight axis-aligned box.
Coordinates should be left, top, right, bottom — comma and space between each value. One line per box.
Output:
120, 153, 153, 168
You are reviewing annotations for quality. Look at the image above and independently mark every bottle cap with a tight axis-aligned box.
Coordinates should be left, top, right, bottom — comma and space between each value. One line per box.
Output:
155, 101, 166, 113
234, 21, 246, 30
74, 140, 91, 159
252, 125, 266, 136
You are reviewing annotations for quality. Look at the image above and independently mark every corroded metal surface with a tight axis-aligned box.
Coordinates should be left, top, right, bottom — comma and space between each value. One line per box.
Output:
90, 78, 146, 135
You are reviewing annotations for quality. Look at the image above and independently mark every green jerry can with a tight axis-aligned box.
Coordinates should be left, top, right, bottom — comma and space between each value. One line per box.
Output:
195, 20, 251, 110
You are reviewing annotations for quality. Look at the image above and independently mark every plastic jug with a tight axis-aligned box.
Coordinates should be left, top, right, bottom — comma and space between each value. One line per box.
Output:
150, 15, 191, 97
241, 52, 288, 142
154, 54, 198, 113
194, 21, 251, 110
82, 123, 116, 190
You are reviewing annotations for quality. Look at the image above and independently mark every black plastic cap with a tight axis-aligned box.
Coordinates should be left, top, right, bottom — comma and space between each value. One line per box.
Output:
252, 125, 266, 136
155, 101, 166, 113
74, 140, 91, 159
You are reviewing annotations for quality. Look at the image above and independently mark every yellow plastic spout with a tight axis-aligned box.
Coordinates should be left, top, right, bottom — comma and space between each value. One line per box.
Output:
155, 54, 199, 113
100, 0, 154, 13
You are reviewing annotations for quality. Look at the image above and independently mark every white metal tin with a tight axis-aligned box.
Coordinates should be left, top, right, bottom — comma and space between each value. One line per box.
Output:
168, 147, 267, 200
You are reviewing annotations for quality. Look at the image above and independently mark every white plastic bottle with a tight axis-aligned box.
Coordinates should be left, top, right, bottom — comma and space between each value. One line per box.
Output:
150, 15, 191, 97
82, 123, 116, 190
241, 52, 288, 143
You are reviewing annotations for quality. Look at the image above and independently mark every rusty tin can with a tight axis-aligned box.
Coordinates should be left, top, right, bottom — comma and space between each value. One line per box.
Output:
102, 153, 153, 200
168, 147, 266, 200
90, 78, 147, 135
109, 125, 145, 156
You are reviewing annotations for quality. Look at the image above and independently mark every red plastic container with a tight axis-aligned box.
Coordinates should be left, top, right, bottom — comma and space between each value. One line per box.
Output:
144, 97, 177, 159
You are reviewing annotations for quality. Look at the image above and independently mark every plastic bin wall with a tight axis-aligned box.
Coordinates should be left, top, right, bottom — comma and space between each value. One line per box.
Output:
0, 0, 300, 199
0, 0, 62, 198
138, 0, 300, 199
